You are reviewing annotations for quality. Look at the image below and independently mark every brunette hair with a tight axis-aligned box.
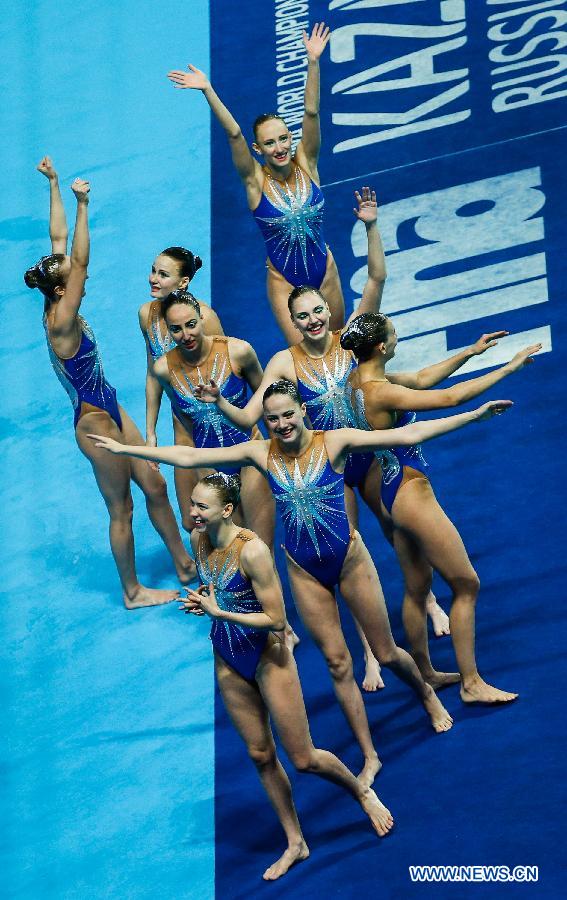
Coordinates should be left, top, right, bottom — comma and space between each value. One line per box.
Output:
287, 284, 327, 314
262, 378, 302, 407
161, 289, 201, 321
200, 472, 241, 508
252, 113, 287, 141
24, 254, 66, 304
160, 247, 203, 281
340, 313, 389, 361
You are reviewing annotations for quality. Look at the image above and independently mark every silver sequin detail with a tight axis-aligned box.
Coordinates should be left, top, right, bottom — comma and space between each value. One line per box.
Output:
258, 168, 324, 277
197, 543, 261, 656
171, 352, 245, 446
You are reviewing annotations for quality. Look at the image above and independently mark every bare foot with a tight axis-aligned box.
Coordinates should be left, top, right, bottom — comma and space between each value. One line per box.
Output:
175, 555, 197, 586
123, 586, 180, 609
358, 753, 382, 788
359, 788, 394, 837
425, 670, 461, 691
461, 676, 518, 704
422, 685, 453, 733
284, 625, 300, 654
362, 655, 384, 692
426, 593, 450, 637
262, 841, 310, 881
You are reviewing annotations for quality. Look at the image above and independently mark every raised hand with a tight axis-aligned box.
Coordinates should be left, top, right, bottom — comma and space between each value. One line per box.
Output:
470, 331, 509, 355
508, 343, 543, 371
37, 156, 57, 181
71, 178, 90, 203
87, 433, 122, 453
302, 22, 331, 61
475, 400, 513, 421
193, 379, 220, 404
167, 64, 210, 91
354, 186, 377, 225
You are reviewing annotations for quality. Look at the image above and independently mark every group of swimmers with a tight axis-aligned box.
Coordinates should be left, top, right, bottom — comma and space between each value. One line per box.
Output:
25, 25, 540, 882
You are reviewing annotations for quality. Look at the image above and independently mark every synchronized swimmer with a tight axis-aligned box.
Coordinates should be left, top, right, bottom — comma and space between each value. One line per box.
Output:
24, 20, 539, 884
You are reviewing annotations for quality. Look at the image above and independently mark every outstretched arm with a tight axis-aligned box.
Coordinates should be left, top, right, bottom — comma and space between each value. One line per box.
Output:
37, 157, 69, 254
389, 331, 510, 388
87, 432, 264, 471
295, 23, 330, 173
345, 187, 385, 324
50, 179, 90, 333
167, 64, 259, 203
181, 539, 286, 631
370, 343, 541, 413
335, 400, 513, 458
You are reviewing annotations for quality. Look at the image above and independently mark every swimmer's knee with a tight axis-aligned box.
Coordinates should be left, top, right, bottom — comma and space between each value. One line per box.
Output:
144, 474, 169, 504
108, 493, 134, 523
452, 570, 480, 599
289, 749, 317, 773
326, 649, 353, 683
248, 742, 277, 771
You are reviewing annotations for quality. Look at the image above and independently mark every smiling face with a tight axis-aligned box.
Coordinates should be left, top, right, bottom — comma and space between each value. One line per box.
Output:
165, 302, 204, 352
189, 483, 232, 532
263, 392, 306, 445
290, 290, 331, 342
149, 254, 189, 299
253, 119, 292, 170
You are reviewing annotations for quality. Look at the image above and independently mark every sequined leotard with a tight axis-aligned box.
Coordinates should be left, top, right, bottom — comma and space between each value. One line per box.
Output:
196, 528, 268, 680
44, 315, 122, 430
267, 431, 353, 587
252, 162, 327, 288
146, 299, 175, 361
348, 377, 428, 514
166, 338, 250, 452
289, 332, 374, 488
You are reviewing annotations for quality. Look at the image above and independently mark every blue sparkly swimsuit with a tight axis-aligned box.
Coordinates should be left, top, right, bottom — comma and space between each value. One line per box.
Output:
146, 299, 175, 361
267, 431, 353, 587
196, 529, 268, 681
44, 315, 122, 430
289, 332, 374, 489
166, 338, 250, 466
252, 162, 327, 288
349, 379, 428, 514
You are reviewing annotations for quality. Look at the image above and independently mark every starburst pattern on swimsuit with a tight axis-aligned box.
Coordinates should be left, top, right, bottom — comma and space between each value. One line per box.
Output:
296, 349, 356, 430
148, 304, 174, 360
171, 351, 248, 446
197, 543, 262, 657
351, 389, 427, 483
269, 445, 348, 560
44, 315, 111, 413
259, 167, 325, 276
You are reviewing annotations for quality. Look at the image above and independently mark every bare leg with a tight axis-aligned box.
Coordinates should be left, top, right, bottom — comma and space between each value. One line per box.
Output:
344, 483, 383, 691
391, 477, 517, 704
338, 533, 453, 733
214, 653, 309, 880
392, 527, 459, 690
240, 466, 276, 549
257, 640, 393, 847
285, 556, 382, 786
266, 249, 345, 346
75, 411, 179, 608
118, 407, 195, 585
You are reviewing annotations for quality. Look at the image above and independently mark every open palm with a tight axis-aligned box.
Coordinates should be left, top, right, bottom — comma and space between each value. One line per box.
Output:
168, 64, 210, 91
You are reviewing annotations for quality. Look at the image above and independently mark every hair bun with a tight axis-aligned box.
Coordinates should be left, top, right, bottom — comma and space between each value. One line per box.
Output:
194, 255, 203, 272
24, 266, 40, 289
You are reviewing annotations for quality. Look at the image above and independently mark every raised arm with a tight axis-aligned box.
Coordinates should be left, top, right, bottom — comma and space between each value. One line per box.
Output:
345, 188, 385, 325
371, 343, 541, 413
37, 156, 68, 254
294, 23, 330, 174
332, 400, 513, 459
389, 331, 510, 389
167, 64, 260, 205
50, 179, 90, 334
87, 431, 265, 472
183, 538, 286, 631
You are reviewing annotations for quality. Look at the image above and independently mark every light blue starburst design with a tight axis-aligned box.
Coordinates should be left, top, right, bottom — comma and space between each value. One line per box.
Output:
258, 167, 324, 276
197, 543, 262, 657
148, 307, 174, 360
171, 352, 247, 446
297, 349, 357, 430
44, 315, 110, 414
351, 388, 427, 483
269, 445, 348, 560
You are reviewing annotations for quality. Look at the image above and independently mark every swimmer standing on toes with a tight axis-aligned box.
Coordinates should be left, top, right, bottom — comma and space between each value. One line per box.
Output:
179, 473, 393, 881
